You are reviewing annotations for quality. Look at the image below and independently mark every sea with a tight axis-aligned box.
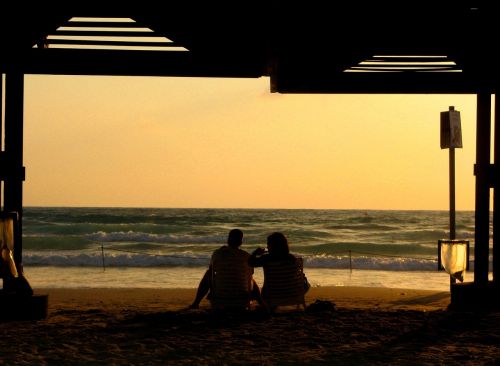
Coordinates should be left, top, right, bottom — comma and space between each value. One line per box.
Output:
19, 207, 490, 292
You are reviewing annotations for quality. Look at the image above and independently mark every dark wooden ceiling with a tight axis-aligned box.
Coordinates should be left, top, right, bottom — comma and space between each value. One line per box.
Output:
0, 1, 497, 93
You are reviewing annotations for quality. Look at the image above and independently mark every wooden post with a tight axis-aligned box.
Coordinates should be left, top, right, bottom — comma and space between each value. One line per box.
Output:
3, 72, 25, 268
494, 94, 500, 285
474, 93, 491, 285
1, 73, 3, 210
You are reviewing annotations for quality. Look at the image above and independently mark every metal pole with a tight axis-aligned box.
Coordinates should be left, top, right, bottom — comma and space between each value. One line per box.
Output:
449, 146, 456, 286
450, 147, 456, 241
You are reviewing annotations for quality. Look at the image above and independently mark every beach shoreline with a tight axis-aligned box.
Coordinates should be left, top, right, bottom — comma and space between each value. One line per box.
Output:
1, 286, 498, 365
35, 285, 452, 312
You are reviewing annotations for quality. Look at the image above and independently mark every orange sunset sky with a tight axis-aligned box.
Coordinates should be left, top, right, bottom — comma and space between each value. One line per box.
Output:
23, 75, 485, 210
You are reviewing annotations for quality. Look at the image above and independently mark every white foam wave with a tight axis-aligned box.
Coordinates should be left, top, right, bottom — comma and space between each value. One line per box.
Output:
23, 250, 461, 271
24, 250, 211, 267
303, 255, 439, 271
85, 231, 224, 244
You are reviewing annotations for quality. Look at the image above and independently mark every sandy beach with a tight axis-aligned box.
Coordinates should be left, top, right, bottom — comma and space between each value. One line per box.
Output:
0, 286, 498, 365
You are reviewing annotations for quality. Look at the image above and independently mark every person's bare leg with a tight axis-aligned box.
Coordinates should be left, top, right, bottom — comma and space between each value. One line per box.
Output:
189, 269, 211, 309
250, 278, 266, 308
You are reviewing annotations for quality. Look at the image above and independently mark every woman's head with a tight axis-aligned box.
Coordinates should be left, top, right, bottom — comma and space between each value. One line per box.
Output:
267, 232, 289, 257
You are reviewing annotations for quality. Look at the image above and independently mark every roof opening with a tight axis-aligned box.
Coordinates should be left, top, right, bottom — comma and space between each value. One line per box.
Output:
33, 17, 188, 52
344, 55, 462, 73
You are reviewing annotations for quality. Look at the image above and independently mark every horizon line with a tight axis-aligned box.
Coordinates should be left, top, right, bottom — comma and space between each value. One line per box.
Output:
22, 205, 477, 212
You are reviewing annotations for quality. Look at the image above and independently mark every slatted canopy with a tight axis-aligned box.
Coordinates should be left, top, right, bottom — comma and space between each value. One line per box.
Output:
0, 1, 498, 93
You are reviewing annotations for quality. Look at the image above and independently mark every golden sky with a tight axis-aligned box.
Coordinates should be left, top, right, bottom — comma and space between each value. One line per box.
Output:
23, 75, 481, 209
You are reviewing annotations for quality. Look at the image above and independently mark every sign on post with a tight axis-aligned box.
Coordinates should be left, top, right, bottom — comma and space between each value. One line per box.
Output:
441, 106, 462, 149
449, 109, 463, 148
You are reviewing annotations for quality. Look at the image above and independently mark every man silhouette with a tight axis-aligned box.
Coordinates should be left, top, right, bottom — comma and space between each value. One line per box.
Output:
189, 229, 262, 309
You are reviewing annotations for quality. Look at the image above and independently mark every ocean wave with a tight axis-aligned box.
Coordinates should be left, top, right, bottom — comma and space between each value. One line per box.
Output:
23, 250, 211, 267
294, 242, 440, 256
325, 224, 400, 231
21, 208, 480, 270
23, 250, 458, 271
303, 255, 440, 271
85, 231, 226, 244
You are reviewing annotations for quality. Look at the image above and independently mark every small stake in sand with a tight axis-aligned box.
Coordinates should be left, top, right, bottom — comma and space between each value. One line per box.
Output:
101, 244, 106, 271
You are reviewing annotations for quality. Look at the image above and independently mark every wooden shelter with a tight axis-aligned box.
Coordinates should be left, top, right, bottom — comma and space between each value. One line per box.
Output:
0, 1, 498, 311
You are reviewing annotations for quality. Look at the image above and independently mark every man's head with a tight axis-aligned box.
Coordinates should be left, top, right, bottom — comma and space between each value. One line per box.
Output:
227, 229, 243, 248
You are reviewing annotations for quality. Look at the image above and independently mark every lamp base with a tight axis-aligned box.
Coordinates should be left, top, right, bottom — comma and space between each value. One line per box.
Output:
450, 281, 499, 311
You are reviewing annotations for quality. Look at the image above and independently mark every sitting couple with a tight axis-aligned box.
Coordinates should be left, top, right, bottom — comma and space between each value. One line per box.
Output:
189, 229, 309, 310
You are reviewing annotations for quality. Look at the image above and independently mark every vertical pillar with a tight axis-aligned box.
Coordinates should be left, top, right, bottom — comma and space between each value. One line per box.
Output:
0, 73, 3, 209
494, 94, 500, 284
3, 72, 24, 268
474, 92, 491, 285
0, 73, 2, 110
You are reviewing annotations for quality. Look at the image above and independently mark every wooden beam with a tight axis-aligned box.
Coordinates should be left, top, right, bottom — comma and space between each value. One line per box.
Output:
347, 67, 460, 72
63, 21, 144, 28
11, 49, 266, 78
364, 57, 459, 62
272, 72, 494, 94
52, 30, 161, 37
46, 39, 180, 48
